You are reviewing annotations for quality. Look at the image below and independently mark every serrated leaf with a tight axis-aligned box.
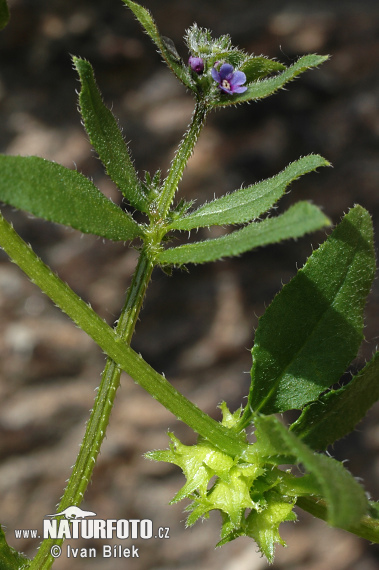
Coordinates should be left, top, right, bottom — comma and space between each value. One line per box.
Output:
73, 57, 148, 213
122, 0, 193, 90
254, 415, 368, 529
240, 56, 285, 83
0, 155, 142, 241
248, 205, 375, 415
0, 0, 9, 30
158, 201, 329, 265
169, 155, 330, 231
210, 54, 329, 108
291, 352, 379, 450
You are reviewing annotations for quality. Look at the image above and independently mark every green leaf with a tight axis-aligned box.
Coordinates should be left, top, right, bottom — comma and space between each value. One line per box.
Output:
158, 201, 329, 265
0, 525, 30, 569
0, 155, 142, 241
169, 155, 330, 231
0, 0, 9, 30
247, 205, 375, 415
240, 56, 286, 83
122, 0, 194, 91
254, 415, 368, 529
291, 352, 379, 450
210, 54, 329, 108
73, 57, 148, 213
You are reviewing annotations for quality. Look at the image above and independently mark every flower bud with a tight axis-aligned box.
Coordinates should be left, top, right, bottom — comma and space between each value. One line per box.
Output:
188, 56, 204, 74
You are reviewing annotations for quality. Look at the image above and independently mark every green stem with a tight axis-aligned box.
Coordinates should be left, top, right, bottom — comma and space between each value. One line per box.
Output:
234, 405, 254, 433
0, 212, 246, 568
297, 496, 379, 543
157, 101, 208, 218
29, 249, 153, 569
0, 219, 243, 454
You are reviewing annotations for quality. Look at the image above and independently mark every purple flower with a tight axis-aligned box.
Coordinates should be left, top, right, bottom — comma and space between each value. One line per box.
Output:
188, 56, 204, 74
211, 63, 247, 95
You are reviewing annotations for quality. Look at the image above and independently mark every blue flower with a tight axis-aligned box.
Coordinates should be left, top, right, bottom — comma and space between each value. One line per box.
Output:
188, 56, 204, 74
211, 63, 247, 95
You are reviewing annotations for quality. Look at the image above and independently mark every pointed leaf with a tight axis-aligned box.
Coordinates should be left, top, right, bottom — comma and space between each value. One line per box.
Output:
254, 415, 368, 528
73, 57, 148, 213
169, 155, 330, 231
122, 0, 194, 90
248, 206, 375, 415
158, 201, 329, 265
210, 54, 329, 108
0, 0, 9, 30
291, 352, 379, 450
0, 155, 142, 241
240, 56, 285, 83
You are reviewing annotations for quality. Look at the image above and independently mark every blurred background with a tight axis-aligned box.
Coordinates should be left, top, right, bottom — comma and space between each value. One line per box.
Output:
0, 0, 378, 568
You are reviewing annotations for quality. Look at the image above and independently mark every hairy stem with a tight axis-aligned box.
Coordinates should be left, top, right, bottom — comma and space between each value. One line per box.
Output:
29, 249, 153, 569
0, 216, 244, 451
157, 101, 208, 218
0, 213, 246, 569
297, 496, 379, 543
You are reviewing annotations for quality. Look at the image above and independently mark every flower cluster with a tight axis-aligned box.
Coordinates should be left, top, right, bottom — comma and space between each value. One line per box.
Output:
146, 404, 299, 562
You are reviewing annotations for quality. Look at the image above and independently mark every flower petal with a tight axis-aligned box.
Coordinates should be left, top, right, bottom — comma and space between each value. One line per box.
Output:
211, 67, 221, 82
230, 70, 246, 86
232, 84, 247, 94
219, 63, 234, 79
